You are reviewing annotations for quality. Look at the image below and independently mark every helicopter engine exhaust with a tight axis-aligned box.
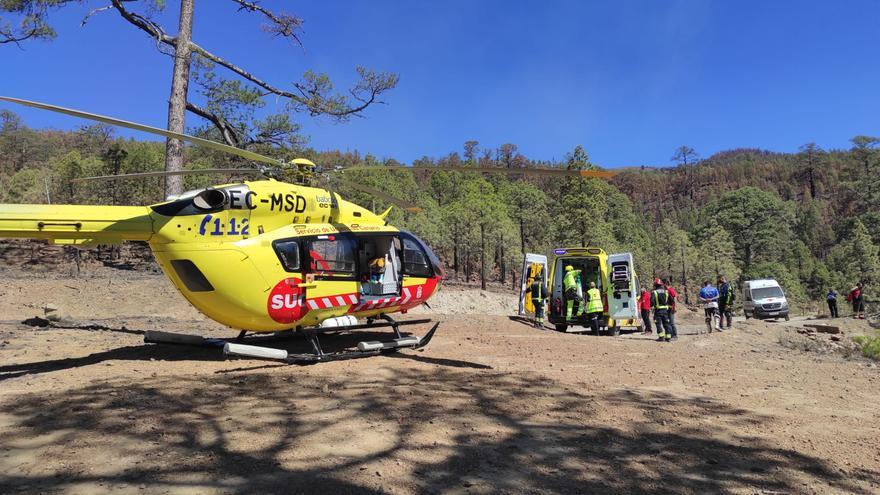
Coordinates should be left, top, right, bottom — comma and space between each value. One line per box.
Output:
193, 189, 227, 210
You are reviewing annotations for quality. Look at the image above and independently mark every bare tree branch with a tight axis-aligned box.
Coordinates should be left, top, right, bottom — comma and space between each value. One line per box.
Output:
110, 0, 173, 46
80, 5, 114, 27
109, 0, 396, 123
185, 101, 241, 147
228, 0, 304, 46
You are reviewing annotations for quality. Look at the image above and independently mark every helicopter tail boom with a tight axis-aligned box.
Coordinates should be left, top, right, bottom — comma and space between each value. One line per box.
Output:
0, 204, 153, 245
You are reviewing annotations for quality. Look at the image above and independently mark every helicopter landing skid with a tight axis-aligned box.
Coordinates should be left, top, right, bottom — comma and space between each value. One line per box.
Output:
222, 317, 440, 364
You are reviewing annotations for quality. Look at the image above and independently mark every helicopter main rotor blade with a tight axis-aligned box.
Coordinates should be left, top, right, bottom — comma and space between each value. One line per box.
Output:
0, 96, 283, 167
72, 168, 264, 183
331, 176, 422, 213
343, 165, 618, 179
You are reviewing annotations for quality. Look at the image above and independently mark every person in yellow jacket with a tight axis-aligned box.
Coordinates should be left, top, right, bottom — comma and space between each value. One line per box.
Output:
563, 265, 584, 320
585, 281, 604, 335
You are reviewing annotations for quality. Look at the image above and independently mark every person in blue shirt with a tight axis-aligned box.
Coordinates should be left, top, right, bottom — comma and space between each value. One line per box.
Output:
698, 280, 721, 333
826, 288, 839, 318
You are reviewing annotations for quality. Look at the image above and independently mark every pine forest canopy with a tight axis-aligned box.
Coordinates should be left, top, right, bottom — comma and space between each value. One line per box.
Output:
1, 109, 878, 309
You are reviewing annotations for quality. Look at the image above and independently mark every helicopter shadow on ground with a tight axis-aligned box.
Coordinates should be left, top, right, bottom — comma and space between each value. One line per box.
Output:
0, 327, 477, 381
0, 368, 876, 494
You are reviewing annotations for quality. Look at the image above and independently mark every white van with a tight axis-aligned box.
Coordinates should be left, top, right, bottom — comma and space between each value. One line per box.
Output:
743, 279, 790, 321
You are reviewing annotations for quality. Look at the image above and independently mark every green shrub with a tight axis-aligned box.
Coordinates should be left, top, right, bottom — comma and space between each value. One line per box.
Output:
852, 334, 880, 361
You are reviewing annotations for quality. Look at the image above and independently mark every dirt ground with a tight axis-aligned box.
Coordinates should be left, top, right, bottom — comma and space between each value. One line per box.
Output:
1, 264, 879, 494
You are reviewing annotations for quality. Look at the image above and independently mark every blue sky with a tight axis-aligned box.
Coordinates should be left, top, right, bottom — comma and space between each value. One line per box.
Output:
2, 0, 879, 167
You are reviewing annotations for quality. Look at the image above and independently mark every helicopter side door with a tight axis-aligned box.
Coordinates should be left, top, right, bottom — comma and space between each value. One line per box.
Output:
303, 233, 360, 320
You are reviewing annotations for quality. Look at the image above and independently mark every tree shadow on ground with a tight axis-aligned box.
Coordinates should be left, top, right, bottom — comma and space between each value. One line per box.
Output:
1, 368, 876, 494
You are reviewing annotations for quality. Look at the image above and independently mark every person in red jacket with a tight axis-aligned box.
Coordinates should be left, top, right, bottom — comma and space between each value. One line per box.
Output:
847, 283, 865, 319
639, 286, 653, 334
664, 278, 679, 340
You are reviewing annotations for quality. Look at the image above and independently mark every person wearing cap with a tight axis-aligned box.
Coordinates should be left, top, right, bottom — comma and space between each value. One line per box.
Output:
585, 281, 604, 335
650, 278, 674, 342
563, 265, 584, 320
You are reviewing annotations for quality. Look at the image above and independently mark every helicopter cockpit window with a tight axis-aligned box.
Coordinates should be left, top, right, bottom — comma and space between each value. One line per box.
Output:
402, 238, 432, 278
308, 235, 356, 278
273, 240, 300, 272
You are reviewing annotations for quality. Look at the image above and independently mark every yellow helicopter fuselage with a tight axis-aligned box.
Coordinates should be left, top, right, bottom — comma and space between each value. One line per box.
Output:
0, 179, 443, 332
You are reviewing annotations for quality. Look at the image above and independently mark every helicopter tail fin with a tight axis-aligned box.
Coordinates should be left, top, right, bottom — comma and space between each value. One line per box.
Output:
378, 206, 393, 220
0, 204, 153, 246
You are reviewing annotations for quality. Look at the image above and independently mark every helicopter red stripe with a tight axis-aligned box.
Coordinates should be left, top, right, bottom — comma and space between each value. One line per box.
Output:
350, 286, 419, 311
304, 292, 359, 310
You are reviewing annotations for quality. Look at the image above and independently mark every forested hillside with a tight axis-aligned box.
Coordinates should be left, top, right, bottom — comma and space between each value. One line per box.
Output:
1, 109, 878, 311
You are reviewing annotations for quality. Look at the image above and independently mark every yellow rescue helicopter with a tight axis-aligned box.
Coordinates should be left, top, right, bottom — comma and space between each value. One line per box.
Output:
0, 96, 617, 364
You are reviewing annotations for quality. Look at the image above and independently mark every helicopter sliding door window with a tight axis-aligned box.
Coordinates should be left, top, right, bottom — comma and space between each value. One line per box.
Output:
308, 235, 356, 279
401, 237, 432, 278
273, 239, 301, 272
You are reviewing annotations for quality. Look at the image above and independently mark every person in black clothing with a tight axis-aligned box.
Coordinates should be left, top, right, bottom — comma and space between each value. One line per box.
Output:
826, 288, 839, 318
650, 279, 674, 342
525, 275, 548, 329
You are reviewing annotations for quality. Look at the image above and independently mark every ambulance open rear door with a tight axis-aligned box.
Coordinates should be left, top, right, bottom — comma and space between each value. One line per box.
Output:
606, 252, 639, 331
519, 253, 548, 316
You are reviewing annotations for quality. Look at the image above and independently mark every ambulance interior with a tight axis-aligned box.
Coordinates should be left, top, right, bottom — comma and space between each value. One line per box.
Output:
550, 257, 602, 318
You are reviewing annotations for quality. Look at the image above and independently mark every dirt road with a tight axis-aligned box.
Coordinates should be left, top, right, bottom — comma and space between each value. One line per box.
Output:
1, 270, 878, 494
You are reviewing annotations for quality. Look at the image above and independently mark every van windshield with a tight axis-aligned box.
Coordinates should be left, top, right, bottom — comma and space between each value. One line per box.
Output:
752, 286, 784, 300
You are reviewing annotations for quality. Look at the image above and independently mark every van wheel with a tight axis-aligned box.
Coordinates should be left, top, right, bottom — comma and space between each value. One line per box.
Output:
555, 324, 568, 332
784, 315, 790, 321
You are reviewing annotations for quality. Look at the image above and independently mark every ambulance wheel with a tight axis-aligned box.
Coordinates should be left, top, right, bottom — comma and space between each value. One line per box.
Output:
610, 325, 621, 336
555, 324, 568, 332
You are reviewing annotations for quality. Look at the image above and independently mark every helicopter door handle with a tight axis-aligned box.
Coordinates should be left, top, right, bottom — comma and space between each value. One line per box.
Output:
37, 222, 82, 230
